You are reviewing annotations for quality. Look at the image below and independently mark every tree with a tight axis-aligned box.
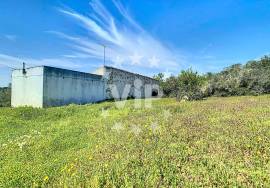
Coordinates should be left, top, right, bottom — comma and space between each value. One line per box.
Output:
0, 85, 11, 107
176, 69, 206, 100
153, 73, 165, 82
154, 55, 270, 100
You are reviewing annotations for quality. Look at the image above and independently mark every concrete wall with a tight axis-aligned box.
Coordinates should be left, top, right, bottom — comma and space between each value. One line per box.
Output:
43, 66, 105, 107
11, 66, 44, 107
94, 66, 160, 100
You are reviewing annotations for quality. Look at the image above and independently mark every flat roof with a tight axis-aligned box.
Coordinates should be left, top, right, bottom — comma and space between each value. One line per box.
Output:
103, 66, 157, 81
13, 65, 157, 81
13, 65, 103, 80
43, 66, 102, 79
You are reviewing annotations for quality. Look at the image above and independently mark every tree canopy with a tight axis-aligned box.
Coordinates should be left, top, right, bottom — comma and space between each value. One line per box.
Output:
155, 55, 270, 100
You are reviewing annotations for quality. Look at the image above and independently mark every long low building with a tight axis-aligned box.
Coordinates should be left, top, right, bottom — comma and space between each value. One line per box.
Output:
11, 65, 160, 107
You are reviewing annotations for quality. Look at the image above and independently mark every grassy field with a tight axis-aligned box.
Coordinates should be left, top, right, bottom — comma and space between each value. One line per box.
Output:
1, 96, 270, 187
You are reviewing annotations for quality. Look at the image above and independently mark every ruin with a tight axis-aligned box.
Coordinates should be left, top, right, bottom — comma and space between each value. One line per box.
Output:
11, 65, 160, 107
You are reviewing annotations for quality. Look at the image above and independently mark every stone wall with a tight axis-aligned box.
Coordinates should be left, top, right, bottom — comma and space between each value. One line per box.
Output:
94, 66, 160, 100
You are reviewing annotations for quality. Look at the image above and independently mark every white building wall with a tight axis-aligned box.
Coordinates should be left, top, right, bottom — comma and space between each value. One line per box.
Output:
11, 67, 44, 108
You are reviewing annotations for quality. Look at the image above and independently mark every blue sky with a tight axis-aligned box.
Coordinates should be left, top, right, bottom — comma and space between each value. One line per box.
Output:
1, 0, 270, 86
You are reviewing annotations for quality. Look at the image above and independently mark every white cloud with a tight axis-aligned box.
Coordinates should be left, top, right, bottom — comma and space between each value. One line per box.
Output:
0, 54, 81, 69
0, 0, 186, 75
4, 35, 17, 41
200, 55, 215, 60
55, 0, 185, 72
199, 43, 213, 55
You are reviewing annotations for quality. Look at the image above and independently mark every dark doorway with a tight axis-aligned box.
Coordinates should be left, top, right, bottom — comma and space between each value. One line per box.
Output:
152, 89, 158, 97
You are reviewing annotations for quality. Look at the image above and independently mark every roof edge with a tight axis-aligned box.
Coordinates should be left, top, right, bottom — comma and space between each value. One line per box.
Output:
103, 66, 157, 81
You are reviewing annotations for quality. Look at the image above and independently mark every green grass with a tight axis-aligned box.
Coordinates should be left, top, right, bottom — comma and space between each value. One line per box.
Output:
1, 96, 270, 187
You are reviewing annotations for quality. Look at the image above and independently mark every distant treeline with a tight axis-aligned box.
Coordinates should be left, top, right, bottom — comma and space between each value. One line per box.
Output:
1, 56, 270, 107
155, 55, 270, 100
0, 86, 11, 107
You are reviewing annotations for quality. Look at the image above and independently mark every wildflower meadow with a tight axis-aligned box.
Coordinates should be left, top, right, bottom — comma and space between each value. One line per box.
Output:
1, 96, 270, 187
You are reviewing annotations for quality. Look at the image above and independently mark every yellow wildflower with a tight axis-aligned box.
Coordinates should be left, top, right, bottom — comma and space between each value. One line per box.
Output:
43, 176, 49, 182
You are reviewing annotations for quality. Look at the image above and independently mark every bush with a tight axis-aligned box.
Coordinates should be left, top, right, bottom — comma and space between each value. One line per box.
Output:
208, 56, 270, 97
176, 69, 206, 101
0, 86, 11, 107
154, 69, 206, 100
155, 55, 270, 100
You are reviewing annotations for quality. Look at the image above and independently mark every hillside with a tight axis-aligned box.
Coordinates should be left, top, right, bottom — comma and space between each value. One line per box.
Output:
1, 96, 270, 187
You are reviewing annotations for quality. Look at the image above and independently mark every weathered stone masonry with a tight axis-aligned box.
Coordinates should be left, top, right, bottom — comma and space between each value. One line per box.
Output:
94, 66, 160, 100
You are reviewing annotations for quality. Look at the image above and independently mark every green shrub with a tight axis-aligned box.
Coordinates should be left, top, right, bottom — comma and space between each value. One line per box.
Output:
156, 55, 270, 99
176, 69, 206, 101
0, 86, 11, 107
